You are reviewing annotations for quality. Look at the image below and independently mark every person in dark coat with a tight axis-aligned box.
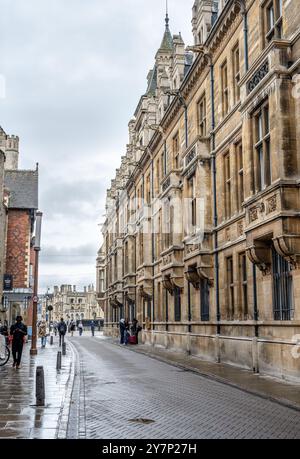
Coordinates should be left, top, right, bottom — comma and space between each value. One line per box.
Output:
10, 316, 27, 369
124, 318, 130, 345
130, 318, 141, 344
57, 318, 67, 346
119, 319, 126, 344
90, 320, 95, 337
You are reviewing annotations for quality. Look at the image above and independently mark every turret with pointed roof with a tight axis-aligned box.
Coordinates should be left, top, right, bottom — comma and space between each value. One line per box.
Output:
159, 10, 174, 52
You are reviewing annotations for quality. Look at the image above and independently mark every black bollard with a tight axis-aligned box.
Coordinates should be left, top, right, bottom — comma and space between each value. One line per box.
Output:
62, 342, 66, 356
36, 366, 45, 406
56, 351, 62, 370
50, 335, 54, 346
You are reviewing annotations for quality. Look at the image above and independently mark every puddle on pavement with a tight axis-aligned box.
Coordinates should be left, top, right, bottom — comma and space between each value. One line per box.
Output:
128, 418, 155, 425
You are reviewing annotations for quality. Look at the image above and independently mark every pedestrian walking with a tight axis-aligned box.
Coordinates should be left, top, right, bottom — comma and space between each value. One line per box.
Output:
10, 316, 27, 369
119, 318, 126, 345
124, 318, 130, 345
70, 320, 76, 337
38, 320, 47, 348
78, 321, 83, 336
130, 318, 142, 345
58, 318, 67, 347
90, 320, 95, 337
53, 321, 58, 337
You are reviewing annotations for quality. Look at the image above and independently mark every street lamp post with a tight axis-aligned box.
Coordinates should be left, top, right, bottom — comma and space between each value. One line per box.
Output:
30, 211, 43, 356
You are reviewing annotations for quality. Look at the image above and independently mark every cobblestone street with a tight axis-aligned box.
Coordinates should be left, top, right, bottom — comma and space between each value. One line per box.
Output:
68, 334, 300, 440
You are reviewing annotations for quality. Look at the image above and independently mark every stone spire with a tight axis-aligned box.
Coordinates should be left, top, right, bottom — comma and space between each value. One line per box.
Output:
159, 0, 173, 52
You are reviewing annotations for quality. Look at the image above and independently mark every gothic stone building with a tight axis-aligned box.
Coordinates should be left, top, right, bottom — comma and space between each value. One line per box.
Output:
50, 285, 104, 324
100, 0, 300, 382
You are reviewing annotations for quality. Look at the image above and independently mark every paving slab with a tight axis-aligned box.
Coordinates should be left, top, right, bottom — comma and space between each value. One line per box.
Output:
0, 336, 75, 439
68, 334, 300, 439
104, 336, 300, 411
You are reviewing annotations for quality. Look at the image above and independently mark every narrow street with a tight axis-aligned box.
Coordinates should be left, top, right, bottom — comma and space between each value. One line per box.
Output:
68, 334, 300, 440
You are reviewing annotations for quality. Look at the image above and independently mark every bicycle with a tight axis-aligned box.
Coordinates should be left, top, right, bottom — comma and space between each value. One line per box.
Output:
0, 342, 10, 367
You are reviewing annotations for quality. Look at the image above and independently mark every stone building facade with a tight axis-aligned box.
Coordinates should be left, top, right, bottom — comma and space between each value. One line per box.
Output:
50, 285, 104, 324
100, 0, 300, 382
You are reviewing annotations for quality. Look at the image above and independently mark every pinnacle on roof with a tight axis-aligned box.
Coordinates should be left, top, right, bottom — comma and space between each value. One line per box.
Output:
159, 2, 173, 52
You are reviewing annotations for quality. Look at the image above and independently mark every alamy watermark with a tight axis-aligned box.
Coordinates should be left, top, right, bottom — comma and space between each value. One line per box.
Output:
103, 195, 206, 246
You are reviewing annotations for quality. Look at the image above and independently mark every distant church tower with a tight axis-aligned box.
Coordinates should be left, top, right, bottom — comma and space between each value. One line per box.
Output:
4, 135, 19, 170
0, 126, 19, 170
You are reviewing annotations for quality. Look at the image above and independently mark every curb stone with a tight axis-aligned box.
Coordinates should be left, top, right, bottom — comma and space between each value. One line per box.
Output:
56, 340, 76, 439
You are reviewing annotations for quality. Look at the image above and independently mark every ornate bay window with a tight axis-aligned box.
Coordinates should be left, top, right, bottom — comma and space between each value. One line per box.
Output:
221, 60, 229, 117
272, 247, 294, 321
232, 43, 240, 104
173, 132, 180, 169
227, 256, 235, 320
224, 152, 232, 219
236, 142, 244, 211
197, 93, 207, 137
239, 252, 248, 320
262, 0, 283, 46
253, 100, 271, 192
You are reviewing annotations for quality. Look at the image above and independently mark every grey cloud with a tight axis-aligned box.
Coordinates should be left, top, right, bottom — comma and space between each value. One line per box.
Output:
40, 178, 106, 219
40, 243, 97, 265
0, 0, 193, 288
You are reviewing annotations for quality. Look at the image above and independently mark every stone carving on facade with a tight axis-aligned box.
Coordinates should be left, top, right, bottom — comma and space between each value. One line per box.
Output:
249, 202, 265, 222
162, 176, 171, 192
163, 254, 172, 265
247, 60, 269, 93
237, 221, 244, 236
273, 235, 300, 270
185, 147, 197, 168
267, 195, 277, 214
246, 242, 272, 276
249, 207, 258, 222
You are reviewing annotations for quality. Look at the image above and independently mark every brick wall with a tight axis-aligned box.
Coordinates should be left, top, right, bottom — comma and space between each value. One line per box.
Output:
0, 151, 6, 304
5, 209, 31, 288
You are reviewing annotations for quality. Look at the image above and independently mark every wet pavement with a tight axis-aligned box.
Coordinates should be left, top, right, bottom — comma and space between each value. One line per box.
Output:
68, 333, 300, 439
117, 340, 300, 411
0, 336, 74, 439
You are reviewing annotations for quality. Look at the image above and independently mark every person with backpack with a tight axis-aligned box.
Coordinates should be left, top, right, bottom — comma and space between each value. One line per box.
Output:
70, 320, 76, 337
90, 320, 95, 337
58, 318, 67, 346
78, 321, 83, 336
10, 316, 27, 369
38, 320, 48, 348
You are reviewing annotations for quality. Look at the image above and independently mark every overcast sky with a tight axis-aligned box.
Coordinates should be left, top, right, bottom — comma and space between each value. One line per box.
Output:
0, 0, 193, 293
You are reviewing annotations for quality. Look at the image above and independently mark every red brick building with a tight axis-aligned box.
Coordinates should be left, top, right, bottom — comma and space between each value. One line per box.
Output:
3, 167, 39, 325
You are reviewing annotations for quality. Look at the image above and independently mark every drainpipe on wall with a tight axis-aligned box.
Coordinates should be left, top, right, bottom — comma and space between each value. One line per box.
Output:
134, 184, 137, 322
188, 282, 192, 333
238, 0, 259, 338
210, 62, 221, 336
240, 0, 249, 73
151, 157, 155, 332
164, 140, 167, 176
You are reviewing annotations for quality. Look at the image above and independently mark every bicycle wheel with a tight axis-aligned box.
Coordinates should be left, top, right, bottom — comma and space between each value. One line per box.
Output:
0, 345, 10, 366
